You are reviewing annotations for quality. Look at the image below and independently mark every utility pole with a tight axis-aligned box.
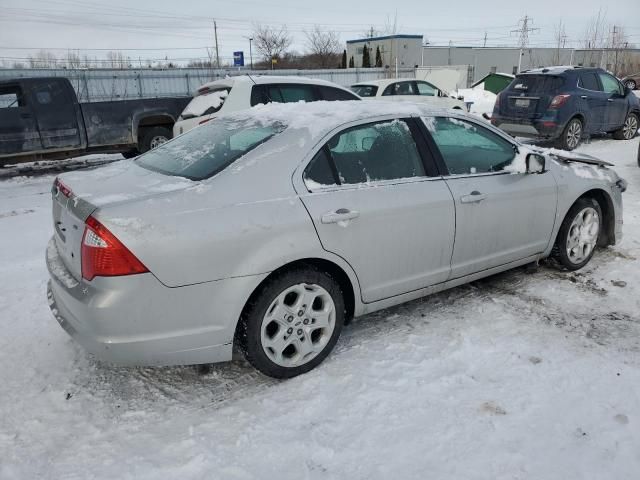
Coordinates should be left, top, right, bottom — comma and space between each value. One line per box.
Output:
511, 15, 539, 72
249, 37, 253, 69
213, 19, 220, 69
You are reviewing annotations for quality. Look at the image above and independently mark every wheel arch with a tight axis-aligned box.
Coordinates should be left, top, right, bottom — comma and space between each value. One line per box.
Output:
557, 188, 616, 247
131, 112, 177, 143
234, 257, 358, 346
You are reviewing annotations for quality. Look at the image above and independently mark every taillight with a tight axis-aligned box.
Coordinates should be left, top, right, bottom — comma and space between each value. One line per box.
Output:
54, 178, 72, 198
549, 94, 571, 109
81, 216, 148, 281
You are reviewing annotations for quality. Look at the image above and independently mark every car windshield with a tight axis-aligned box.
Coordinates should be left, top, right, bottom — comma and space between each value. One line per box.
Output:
179, 88, 230, 120
509, 75, 564, 94
136, 118, 285, 180
351, 85, 378, 97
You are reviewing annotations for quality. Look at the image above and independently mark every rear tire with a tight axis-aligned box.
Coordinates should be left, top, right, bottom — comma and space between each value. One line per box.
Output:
138, 126, 172, 154
554, 117, 583, 151
612, 112, 638, 140
553, 197, 602, 271
238, 266, 345, 379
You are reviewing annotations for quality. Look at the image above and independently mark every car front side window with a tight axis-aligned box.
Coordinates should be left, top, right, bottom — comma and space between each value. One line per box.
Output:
425, 117, 515, 175
599, 73, 623, 95
415, 81, 437, 96
317, 119, 425, 185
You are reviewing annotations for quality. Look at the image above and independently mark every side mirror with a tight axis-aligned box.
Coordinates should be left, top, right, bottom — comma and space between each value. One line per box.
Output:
526, 153, 546, 174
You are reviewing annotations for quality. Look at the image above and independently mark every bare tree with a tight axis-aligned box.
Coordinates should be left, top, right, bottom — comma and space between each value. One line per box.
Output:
581, 9, 607, 66
305, 25, 341, 67
552, 20, 567, 65
65, 51, 81, 69
28, 50, 58, 68
106, 51, 128, 69
252, 23, 292, 62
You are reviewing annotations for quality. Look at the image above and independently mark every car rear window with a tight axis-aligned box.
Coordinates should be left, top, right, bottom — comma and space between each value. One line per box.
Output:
509, 75, 564, 94
351, 85, 378, 97
180, 88, 230, 120
136, 118, 285, 180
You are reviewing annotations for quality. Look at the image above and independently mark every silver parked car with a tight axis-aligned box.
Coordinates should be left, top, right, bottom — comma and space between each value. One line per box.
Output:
47, 101, 625, 378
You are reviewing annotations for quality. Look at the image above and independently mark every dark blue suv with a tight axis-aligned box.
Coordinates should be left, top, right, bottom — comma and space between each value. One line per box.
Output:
491, 66, 640, 150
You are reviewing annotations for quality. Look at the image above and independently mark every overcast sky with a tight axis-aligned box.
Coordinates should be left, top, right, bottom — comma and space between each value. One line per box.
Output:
1, 0, 638, 66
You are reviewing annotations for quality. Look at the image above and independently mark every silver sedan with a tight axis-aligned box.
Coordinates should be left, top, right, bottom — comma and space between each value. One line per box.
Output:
46, 101, 625, 378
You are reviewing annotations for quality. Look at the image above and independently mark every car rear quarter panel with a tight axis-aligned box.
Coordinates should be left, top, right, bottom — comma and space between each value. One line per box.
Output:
94, 129, 347, 288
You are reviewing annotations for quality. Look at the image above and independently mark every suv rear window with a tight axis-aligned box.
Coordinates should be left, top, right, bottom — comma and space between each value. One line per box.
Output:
180, 88, 229, 120
351, 85, 378, 97
136, 118, 284, 180
509, 75, 564, 94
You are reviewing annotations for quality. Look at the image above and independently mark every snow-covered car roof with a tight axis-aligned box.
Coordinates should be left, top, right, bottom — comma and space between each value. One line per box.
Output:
195, 75, 349, 93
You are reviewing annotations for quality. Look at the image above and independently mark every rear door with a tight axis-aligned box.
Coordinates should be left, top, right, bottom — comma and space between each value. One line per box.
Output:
0, 83, 42, 155
28, 79, 82, 150
298, 117, 455, 303
577, 71, 607, 132
598, 72, 628, 129
422, 115, 557, 278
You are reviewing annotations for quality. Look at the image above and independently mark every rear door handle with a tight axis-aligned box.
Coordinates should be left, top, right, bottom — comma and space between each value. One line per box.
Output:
580, 95, 588, 99
460, 191, 487, 204
321, 208, 360, 224
607, 98, 614, 102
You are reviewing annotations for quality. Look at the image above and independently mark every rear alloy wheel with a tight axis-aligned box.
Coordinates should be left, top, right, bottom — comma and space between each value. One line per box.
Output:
553, 198, 602, 270
239, 267, 345, 378
625, 80, 637, 90
555, 118, 583, 151
613, 113, 638, 140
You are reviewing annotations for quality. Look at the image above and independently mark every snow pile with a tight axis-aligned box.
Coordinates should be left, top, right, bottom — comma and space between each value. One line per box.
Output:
453, 88, 497, 117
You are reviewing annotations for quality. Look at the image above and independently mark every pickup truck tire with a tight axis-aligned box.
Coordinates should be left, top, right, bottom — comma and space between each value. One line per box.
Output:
139, 126, 172, 153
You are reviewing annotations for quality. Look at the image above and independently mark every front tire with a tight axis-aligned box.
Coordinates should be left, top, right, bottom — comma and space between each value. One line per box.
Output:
613, 113, 638, 140
554, 117, 583, 151
625, 79, 637, 90
238, 267, 345, 379
553, 198, 602, 270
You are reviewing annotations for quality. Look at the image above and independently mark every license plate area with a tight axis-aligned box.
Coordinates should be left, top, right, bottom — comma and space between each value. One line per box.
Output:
515, 98, 530, 108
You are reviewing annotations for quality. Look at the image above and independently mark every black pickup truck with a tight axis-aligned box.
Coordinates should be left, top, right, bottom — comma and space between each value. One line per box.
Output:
0, 77, 190, 165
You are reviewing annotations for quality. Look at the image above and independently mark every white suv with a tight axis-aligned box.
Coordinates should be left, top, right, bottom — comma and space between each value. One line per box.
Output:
174, 76, 360, 136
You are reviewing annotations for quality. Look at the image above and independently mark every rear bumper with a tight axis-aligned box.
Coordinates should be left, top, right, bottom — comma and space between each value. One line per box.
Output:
492, 116, 564, 139
46, 237, 267, 366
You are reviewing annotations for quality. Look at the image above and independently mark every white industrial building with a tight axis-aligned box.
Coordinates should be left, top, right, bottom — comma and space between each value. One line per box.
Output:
346, 34, 423, 69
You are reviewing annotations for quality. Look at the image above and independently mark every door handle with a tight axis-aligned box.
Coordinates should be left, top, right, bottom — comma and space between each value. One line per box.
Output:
460, 191, 487, 204
607, 98, 613, 102
321, 208, 360, 224
580, 95, 588, 99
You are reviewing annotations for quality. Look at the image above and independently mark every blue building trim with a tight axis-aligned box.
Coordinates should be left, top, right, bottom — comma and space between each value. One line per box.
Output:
346, 34, 423, 44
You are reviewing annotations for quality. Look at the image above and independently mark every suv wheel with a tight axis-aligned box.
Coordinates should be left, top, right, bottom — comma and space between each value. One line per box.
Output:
613, 113, 638, 140
625, 79, 637, 90
555, 118, 583, 151
238, 267, 345, 379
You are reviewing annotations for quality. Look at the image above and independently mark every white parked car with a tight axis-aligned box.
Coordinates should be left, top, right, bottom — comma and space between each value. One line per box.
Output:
351, 78, 466, 110
173, 76, 360, 136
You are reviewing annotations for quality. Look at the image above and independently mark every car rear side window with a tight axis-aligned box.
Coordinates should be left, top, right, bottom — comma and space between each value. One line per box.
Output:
578, 73, 601, 91
250, 84, 317, 105
510, 75, 564, 94
325, 119, 425, 184
0, 86, 24, 108
317, 86, 359, 101
180, 88, 229, 119
382, 81, 418, 96
351, 85, 378, 97
303, 148, 337, 189
136, 118, 284, 180
425, 117, 515, 175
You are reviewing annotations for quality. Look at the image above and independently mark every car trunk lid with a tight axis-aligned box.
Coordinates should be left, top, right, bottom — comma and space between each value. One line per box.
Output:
51, 160, 194, 281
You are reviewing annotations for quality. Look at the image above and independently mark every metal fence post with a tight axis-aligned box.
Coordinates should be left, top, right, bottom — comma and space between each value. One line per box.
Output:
137, 72, 143, 98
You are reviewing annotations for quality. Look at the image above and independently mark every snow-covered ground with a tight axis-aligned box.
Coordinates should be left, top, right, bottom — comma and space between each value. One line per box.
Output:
1, 137, 639, 479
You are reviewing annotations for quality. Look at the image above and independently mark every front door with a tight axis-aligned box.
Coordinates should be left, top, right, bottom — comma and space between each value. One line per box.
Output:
0, 83, 41, 156
423, 115, 558, 278
598, 72, 628, 129
298, 118, 455, 303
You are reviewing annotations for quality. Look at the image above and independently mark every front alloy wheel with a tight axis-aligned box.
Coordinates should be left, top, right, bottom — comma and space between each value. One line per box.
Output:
553, 197, 602, 270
